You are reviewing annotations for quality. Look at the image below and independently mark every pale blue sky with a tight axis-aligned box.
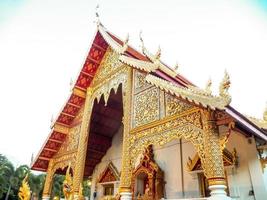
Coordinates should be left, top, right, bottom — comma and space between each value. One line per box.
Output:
0, 0, 267, 167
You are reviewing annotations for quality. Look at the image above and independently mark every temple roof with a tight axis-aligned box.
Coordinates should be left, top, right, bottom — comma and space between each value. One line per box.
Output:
31, 23, 267, 172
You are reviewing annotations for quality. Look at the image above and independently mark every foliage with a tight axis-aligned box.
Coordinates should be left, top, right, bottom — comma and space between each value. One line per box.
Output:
82, 180, 91, 198
51, 174, 65, 199
0, 154, 46, 200
0, 154, 91, 200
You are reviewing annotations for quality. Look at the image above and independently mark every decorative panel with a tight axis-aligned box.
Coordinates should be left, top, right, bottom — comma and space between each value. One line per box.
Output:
92, 48, 124, 87
57, 124, 81, 156
165, 93, 192, 116
133, 70, 151, 94
133, 87, 160, 127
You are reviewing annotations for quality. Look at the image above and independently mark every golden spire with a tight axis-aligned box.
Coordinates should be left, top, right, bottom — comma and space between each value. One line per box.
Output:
174, 62, 179, 72
95, 4, 101, 27
121, 33, 129, 53
139, 31, 145, 54
70, 78, 74, 92
18, 174, 31, 200
205, 78, 212, 95
139, 31, 161, 62
155, 46, 161, 60
50, 115, 54, 129
219, 70, 231, 98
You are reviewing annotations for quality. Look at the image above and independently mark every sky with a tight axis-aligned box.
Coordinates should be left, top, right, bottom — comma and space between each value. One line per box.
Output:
0, 0, 267, 167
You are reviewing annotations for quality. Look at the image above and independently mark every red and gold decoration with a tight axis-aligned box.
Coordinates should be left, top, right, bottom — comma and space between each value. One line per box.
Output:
131, 145, 164, 200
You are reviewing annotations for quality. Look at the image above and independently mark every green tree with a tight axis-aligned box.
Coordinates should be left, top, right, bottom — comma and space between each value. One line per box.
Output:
28, 173, 46, 199
51, 174, 65, 199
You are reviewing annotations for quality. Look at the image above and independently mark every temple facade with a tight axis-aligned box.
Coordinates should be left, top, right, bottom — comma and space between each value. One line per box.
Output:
31, 22, 267, 200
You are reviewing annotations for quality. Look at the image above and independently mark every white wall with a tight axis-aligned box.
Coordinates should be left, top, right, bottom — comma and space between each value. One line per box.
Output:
225, 130, 267, 200
90, 126, 123, 200
154, 139, 199, 199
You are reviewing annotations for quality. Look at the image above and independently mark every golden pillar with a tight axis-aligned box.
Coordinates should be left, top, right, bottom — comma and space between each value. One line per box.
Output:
42, 159, 54, 200
200, 110, 231, 200
72, 88, 94, 198
119, 68, 133, 200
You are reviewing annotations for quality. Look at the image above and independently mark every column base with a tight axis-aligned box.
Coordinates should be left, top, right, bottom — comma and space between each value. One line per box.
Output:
208, 185, 231, 200
120, 192, 132, 200
42, 195, 50, 200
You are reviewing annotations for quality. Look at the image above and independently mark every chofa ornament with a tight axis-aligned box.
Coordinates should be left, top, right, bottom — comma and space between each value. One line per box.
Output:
63, 164, 74, 200
18, 174, 31, 200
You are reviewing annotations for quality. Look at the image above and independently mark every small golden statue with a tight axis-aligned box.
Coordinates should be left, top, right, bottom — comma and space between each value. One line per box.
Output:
63, 164, 74, 200
18, 174, 31, 200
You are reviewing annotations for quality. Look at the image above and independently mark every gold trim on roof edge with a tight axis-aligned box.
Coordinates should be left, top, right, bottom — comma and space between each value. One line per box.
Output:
247, 116, 267, 129
247, 104, 267, 129
98, 25, 128, 54
119, 55, 157, 72
145, 74, 231, 110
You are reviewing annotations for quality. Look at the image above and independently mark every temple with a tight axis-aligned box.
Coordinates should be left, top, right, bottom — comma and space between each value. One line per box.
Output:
31, 20, 267, 200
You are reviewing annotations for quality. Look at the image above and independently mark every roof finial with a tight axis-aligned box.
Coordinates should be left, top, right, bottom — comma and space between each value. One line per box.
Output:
95, 4, 100, 26
219, 70, 231, 97
205, 78, 212, 95
264, 102, 267, 121
155, 45, 161, 60
50, 115, 54, 129
70, 78, 74, 92
174, 62, 179, 72
139, 31, 145, 53
121, 33, 129, 53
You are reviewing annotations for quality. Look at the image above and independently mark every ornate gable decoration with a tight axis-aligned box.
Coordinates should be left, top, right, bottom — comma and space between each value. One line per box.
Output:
187, 148, 237, 171
98, 162, 120, 183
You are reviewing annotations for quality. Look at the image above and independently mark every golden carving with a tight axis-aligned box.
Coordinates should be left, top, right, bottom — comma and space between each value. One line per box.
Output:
42, 159, 54, 197
92, 48, 126, 87
133, 87, 160, 127
72, 89, 94, 194
119, 67, 133, 191
219, 71, 231, 99
134, 70, 151, 93
58, 124, 81, 154
52, 153, 76, 175
131, 145, 164, 200
98, 25, 128, 54
200, 110, 226, 180
138, 32, 177, 78
63, 164, 74, 200
187, 148, 238, 171
247, 104, 267, 129
18, 174, 31, 200
205, 79, 212, 95
165, 93, 192, 116
92, 68, 128, 105
129, 110, 203, 165
146, 74, 231, 110
119, 55, 157, 73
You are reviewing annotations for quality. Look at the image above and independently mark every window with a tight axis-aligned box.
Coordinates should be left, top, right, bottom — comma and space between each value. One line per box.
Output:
104, 184, 114, 196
